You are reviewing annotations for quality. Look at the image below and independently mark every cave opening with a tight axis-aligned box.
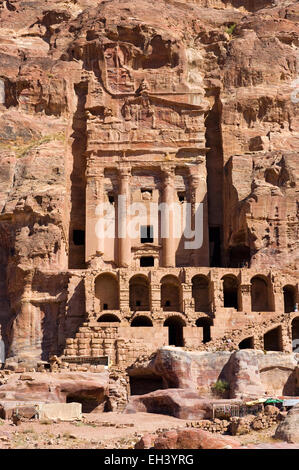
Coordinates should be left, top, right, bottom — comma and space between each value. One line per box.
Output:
129, 375, 163, 396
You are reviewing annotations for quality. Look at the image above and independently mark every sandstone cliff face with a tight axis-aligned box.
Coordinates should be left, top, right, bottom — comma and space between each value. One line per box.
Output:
0, 0, 298, 363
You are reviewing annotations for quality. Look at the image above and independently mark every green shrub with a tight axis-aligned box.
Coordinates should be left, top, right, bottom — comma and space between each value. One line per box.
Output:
211, 379, 229, 397
225, 23, 237, 36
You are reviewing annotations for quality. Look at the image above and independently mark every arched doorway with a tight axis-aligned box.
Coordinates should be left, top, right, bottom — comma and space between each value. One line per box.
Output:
239, 337, 254, 349
95, 273, 119, 311
161, 275, 181, 312
196, 317, 213, 343
264, 326, 282, 351
222, 275, 239, 310
283, 285, 296, 313
251, 276, 272, 312
129, 275, 150, 311
131, 316, 153, 327
292, 317, 299, 352
164, 316, 185, 347
192, 275, 211, 312
97, 314, 120, 323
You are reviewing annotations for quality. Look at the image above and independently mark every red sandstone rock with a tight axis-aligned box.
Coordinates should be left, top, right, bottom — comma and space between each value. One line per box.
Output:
0, 0, 297, 368
227, 350, 265, 399
134, 433, 155, 449
0, 371, 110, 415
125, 389, 213, 420
128, 348, 298, 398
151, 428, 241, 449
275, 404, 299, 443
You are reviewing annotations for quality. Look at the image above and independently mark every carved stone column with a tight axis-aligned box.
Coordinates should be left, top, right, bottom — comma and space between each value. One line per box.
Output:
119, 270, 130, 315
182, 283, 193, 317
118, 166, 131, 268
96, 167, 105, 256
85, 163, 105, 263
240, 284, 251, 312
189, 164, 209, 266
162, 167, 175, 267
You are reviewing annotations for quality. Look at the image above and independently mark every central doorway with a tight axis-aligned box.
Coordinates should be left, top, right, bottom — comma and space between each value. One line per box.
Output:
164, 316, 186, 347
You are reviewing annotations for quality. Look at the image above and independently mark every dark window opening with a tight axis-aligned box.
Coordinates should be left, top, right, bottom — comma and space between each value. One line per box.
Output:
164, 316, 185, 347
136, 300, 141, 307
165, 300, 171, 307
196, 317, 213, 343
73, 230, 85, 246
108, 192, 115, 204
141, 225, 153, 243
283, 285, 296, 313
209, 226, 221, 267
131, 316, 153, 327
264, 327, 282, 351
222, 276, 239, 310
103, 303, 108, 310
141, 188, 152, 195
177, 191, 186, 203
292, 317, 299, 352
239, 337, 254, 349
140, 256, 154, 267
97, 314, 120, 323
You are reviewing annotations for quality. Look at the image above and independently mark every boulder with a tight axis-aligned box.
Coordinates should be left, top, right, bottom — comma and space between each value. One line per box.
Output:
147, 429, 241, 449
227, 350, 265, 399
0, 371, 110, 415
275, 405, 299, 443
128, 348, 232, 394
125, 389, 212, 420
134, 433, 156, 449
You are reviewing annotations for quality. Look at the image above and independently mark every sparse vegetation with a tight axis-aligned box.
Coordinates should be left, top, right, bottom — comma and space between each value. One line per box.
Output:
225, 23, 237, 36
211, 379, 230, 397
0, 132, 65, 158
40, 419, 53, 425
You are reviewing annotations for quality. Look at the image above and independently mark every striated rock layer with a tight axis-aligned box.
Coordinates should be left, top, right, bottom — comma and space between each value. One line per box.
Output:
0, 0, 298, 365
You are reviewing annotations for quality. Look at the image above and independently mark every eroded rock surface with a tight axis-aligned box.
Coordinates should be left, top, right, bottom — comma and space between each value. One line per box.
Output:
135, 428, 241, 449
275, 404, 299, 443
0, 0, 298, 366
128, 347, 299, 398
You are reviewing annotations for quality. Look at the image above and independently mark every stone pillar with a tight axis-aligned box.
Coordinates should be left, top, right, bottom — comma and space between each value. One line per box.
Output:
119, 270, 130, 315
118, 166, 131, 268
161, 167, 175, 267
189, 165, 209, 266
149, 271, 161, 314
213, 279, 224, 310
85, 164, 105, 263
182, 283, 193, 317
96, 168, 105, 256
240, 284, 251, 312
281, 322, 293, 353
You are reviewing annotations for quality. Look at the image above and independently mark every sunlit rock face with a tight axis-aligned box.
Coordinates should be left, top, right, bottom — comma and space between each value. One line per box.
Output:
0, 0, 298, 366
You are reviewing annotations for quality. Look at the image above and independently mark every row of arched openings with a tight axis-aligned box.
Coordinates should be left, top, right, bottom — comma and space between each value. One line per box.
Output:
238, 317, 299, 352
95, 273, 297, 313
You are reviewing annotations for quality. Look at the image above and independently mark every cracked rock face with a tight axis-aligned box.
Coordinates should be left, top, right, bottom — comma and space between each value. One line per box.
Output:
0, 0, 298, 364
